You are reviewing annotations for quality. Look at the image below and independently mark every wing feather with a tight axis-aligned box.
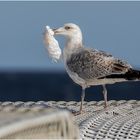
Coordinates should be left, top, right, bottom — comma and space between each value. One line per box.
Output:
66, 48, 132, 80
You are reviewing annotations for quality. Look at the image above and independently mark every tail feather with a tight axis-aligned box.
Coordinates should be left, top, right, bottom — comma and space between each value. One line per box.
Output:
103, 69, 140, 80
125, 69, 140, 80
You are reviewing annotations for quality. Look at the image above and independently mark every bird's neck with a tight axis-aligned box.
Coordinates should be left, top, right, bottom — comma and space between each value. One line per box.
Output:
63, 36, 83, 62
67, 39, 82, 47
66, 35, 83, 50
65, 30, 83, 50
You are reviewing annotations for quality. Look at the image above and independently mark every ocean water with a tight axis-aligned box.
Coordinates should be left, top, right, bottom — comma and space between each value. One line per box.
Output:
0, 71, 139, 102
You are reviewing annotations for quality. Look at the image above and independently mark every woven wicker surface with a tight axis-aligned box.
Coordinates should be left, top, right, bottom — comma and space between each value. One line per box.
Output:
0, 100, 140, 139
0, 101, 79, 139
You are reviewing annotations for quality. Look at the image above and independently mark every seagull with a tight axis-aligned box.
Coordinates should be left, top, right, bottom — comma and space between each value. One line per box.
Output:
52, 23, 140, 113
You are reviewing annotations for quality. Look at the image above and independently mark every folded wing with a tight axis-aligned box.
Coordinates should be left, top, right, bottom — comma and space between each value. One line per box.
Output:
66, 48, 132, 80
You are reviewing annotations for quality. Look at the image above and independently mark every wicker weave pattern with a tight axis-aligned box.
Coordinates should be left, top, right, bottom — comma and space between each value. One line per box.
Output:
0, 100, 139, 139
47, 100, 140, 139
0, 101, 79, 139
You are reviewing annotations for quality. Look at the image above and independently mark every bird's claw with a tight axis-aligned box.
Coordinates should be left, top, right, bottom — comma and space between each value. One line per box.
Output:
72, 110, 85, 116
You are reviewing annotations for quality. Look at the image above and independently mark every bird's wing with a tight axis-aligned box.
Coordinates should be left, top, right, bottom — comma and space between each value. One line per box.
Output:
66, 48, 132, 80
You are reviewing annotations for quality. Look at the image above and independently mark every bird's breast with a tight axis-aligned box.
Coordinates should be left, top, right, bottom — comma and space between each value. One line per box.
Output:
65, 64, 86, 87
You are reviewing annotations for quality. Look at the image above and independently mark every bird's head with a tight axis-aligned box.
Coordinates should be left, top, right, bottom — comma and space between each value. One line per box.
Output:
53, 23, 83, 43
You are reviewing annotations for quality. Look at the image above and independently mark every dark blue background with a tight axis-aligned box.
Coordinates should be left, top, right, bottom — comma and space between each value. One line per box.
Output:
0, 72, 139, 102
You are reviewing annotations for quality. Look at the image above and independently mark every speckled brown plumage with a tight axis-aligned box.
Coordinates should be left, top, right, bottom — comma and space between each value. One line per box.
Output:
66, 48, 132, 81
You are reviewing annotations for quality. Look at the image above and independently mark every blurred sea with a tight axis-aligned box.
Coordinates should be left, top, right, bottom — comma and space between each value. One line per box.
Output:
0, 71, 140, 102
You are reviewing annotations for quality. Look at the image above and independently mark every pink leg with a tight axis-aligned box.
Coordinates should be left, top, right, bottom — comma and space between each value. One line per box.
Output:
79, 87, 85, 113
102, 84, 108, 108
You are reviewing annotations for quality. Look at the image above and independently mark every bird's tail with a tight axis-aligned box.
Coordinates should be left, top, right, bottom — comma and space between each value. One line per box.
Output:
104, 69, 140, 81
125, 69, 140, 80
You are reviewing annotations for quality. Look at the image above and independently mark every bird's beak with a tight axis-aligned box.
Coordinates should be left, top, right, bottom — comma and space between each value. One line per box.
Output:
52, 27, 64, 35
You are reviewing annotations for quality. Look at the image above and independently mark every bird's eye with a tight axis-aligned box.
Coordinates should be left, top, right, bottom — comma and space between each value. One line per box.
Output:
65, 26, 71, 30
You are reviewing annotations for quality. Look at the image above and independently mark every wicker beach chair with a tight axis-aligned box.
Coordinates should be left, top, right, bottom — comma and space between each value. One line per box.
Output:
0, 100, 140, 139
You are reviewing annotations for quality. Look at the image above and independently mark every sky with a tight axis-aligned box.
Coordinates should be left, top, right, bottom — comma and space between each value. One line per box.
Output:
0, 1, 140, 71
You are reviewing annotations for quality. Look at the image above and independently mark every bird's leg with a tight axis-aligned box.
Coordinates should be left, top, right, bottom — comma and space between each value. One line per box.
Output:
102, 84, 108, 108
79, 87, 85, 113
72, 87, 86, 116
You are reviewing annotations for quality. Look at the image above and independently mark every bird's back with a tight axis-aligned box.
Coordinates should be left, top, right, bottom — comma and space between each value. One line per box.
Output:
65, 47, 133, 86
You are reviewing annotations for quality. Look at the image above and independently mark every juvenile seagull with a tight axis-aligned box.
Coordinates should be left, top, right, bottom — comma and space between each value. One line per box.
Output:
53, 23, 140, 113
